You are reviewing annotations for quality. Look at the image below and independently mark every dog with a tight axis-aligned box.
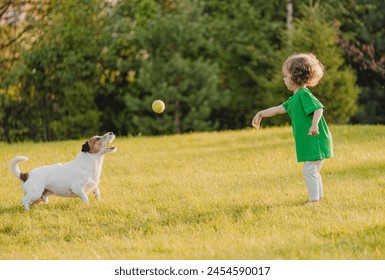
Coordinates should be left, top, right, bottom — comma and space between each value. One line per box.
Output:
10, 132, 117, 211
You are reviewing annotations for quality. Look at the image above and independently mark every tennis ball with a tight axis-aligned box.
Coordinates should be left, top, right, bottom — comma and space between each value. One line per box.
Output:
152, 100, 165, 113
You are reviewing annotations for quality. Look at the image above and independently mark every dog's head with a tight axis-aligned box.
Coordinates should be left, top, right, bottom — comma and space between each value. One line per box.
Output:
81, 132, 117, 155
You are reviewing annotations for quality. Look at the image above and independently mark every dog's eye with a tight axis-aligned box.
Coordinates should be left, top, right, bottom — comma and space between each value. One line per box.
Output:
95, 137, 100, 141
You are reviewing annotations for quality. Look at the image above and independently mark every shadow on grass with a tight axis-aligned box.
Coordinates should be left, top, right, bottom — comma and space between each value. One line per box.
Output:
133, 202, 275, 234
319, 224, 385, 259
0, 205, 24, 215
0, 199, 80, 215
330, 160, 385, 180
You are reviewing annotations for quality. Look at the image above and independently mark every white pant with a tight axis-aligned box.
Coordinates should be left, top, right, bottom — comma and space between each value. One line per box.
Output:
303, 160, 324, 201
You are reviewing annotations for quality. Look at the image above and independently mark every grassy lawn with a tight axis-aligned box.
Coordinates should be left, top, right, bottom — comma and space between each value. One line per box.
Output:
1, 125, 385, 259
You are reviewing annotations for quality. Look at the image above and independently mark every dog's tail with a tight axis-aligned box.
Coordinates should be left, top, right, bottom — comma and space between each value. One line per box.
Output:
10, 156, 29, 182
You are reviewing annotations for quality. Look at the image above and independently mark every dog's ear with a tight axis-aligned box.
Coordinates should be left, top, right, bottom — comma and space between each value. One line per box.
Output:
81, 141, 90, 153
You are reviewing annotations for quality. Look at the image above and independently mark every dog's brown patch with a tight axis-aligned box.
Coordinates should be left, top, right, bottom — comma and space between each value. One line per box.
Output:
81, 133, 115, 154
87, 136, 103, 154
20, 172, 29, 182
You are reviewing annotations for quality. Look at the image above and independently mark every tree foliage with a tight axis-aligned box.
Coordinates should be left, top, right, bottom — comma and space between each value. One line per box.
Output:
0, 0, 382, 142
3, 0, 105, 141
287, 3, 359, 124
138, 0, 223, 134
94, 0, 152, 136
203, 0, 286, 129
336, 0, 385, 124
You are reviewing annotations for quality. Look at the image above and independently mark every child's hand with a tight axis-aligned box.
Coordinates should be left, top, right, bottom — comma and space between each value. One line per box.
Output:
252, 113, 262, 130
308, 124, 319, 136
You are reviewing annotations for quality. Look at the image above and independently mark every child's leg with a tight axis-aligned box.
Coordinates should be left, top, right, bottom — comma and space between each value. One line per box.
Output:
316, 160, 324, 198
303, 160, 324, 201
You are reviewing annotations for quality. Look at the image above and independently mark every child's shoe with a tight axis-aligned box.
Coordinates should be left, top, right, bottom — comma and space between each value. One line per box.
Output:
305, 200, 319, 206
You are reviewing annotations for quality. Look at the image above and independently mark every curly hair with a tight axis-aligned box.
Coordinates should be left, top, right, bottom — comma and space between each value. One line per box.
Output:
282, 53, 325, 87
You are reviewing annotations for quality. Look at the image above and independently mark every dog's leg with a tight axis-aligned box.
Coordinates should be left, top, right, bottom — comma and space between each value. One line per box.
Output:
78, 190, 89, 205
21, 197, 31, 211
41, 195, 49, 204
21, 180, 46, 211
30, 198, 43, 207
41, 190, 51, 204
94, 187, 100, 200
71, 185, 89, 205
21, 195, 42, 211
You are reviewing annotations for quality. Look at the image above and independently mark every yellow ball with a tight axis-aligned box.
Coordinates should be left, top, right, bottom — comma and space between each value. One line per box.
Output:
152, 100, 165, 113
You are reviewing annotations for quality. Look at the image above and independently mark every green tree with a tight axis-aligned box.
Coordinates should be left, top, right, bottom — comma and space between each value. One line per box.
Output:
138, 0, 223, 134
1, 0, 380, 142
95, 0, 157, 136
336, 0, 385, 124
0, 0, 34, 142
275, 2, 359, 124
201, 0, 287, 129
18, 0, 104, 141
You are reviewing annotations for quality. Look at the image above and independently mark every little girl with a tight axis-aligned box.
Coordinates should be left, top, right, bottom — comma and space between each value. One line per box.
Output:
252, 53, 333, 205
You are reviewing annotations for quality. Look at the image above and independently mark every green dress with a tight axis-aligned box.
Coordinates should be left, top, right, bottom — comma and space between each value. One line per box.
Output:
282, 88, 334, 162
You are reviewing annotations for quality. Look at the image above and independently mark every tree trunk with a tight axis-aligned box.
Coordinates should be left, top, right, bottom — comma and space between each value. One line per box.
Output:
287, 0, 293, 31
287, 0, 293, 47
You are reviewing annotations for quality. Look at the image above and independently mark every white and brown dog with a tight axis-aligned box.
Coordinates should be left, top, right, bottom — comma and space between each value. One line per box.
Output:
10, 132, 117, 211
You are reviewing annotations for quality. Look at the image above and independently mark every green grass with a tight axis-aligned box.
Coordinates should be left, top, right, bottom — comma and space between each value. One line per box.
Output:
1, 125, 385, 260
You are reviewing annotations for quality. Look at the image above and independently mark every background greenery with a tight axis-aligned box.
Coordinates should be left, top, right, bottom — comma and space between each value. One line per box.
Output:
0, 0, 384, 142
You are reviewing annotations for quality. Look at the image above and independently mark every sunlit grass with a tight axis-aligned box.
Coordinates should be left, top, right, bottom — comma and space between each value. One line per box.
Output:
1, 125, 385, 259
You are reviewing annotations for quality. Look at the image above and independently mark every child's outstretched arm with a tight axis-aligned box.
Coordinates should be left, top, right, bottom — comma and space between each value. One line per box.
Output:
308, 108, 324, 136
252, 105, 287, 130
